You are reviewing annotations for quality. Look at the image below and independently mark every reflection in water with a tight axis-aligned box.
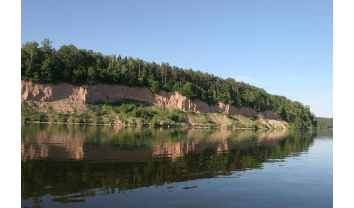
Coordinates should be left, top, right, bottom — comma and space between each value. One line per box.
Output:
21, 124, 318, 207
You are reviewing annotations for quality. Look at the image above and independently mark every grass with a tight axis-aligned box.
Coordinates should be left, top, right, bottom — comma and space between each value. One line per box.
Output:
21, 101, 48, 122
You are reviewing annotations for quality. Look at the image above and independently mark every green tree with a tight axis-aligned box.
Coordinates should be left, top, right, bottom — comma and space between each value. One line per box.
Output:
150, 81, 160, 93
179, 82, 196, 99
87, 66, 98, 84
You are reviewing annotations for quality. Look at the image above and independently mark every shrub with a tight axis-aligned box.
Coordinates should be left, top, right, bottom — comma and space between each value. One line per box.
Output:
150, 115, 159, 126
234, 120, 245, 128
56, 114, 70, 122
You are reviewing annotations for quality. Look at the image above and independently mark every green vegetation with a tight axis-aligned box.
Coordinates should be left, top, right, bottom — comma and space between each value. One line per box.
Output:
21, 102, 48, 122
21, 38, 316, 128
21, 100, 188, 127
21, 100, 288, 129
113, 102, 187, 127
232, 115, 261, 128
315, 117, 333, 129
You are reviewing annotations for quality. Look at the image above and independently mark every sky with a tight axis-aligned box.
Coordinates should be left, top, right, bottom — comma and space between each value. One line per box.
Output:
21, 0, 333, 117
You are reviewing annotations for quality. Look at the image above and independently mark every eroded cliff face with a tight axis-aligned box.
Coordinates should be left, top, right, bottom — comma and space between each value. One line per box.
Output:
21, 80, 88, 113
21, 80, 280, 119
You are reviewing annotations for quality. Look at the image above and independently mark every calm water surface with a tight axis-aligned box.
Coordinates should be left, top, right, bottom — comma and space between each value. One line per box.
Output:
21, 124, 333, 208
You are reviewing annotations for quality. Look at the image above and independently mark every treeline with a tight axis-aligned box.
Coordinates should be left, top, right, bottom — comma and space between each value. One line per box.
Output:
21, 38, 316, 128
315, 117, 333, 129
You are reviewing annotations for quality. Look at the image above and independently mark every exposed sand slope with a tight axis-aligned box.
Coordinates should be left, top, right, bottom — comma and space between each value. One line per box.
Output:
208, 113, 233, 126
265, 119, 288, 129
21, 81, 87, 113
187, 114, 209, 126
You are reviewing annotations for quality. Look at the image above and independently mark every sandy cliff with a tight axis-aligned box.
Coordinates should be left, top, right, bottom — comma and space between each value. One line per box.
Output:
21, 80, 280, 119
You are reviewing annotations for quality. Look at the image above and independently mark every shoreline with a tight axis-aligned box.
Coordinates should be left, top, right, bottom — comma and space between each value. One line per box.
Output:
21, 120, 292, 130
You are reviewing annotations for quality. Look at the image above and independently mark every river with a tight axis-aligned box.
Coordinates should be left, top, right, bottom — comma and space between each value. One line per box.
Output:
21, 124, 333, 207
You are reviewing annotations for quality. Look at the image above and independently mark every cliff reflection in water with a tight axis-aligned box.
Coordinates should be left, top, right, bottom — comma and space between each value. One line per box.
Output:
21, 124, 315, 203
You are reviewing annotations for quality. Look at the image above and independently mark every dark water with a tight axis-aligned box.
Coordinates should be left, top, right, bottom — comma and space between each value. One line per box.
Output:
21, 124, 333, 208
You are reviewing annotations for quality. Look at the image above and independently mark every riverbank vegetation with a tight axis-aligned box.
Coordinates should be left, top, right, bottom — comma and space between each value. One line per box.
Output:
21, 100, 287, 129
315, 117, 333, 129
21, 39, 316, 128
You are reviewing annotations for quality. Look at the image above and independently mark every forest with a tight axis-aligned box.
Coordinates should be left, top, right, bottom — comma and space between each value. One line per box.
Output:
21, 39, 316, 129
315, 117, 333, 129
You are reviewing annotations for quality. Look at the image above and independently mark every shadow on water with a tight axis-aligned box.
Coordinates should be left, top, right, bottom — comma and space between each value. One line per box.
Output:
21, 124, 321, 206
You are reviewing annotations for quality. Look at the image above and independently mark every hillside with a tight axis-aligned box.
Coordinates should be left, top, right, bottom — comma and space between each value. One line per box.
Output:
315, 117, 333, 129
21, 39, 316, 129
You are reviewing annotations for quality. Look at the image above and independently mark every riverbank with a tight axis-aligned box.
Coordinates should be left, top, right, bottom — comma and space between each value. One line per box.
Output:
21, 99, 290, 129
21, 120, 279, 130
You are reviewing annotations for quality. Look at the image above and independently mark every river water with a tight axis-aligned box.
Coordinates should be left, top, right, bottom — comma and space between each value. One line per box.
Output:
21, 124, 333, 207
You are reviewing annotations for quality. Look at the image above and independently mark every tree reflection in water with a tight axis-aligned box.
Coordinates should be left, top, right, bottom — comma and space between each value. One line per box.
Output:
21, 124, 316, 206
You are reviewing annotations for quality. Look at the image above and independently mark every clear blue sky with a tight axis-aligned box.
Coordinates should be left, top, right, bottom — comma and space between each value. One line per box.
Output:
21, 0, 333, 117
